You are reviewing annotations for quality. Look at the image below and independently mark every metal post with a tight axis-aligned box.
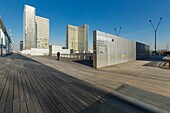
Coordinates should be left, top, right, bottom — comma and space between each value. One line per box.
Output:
155, 31, 156, 52
168, 41, 170, 51
149, 18, 162, 53
114, 27, 122, 36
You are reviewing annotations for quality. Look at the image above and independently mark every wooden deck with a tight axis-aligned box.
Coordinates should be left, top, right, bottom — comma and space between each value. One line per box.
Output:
0, 54, 107, 113
30, 55, 170, 99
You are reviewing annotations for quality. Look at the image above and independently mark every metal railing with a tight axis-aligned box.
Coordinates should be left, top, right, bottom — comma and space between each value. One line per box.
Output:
51, 53, 93, 60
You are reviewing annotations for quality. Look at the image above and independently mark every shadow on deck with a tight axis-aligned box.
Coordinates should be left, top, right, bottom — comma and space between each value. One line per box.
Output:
141, 56, 169, 69
73, 60, 93, 67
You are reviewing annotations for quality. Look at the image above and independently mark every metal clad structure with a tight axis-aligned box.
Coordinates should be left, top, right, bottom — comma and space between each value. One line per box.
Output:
93, 30, 136, 68
136, 42, 150, 60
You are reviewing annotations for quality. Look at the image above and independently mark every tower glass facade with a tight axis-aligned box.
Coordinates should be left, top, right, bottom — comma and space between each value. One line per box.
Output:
23, 5, 36, 50
36, 16, 49, 49
66, 24, 88, 53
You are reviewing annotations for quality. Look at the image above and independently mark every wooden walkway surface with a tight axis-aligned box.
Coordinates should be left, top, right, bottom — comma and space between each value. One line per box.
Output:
0, 54, 107, 113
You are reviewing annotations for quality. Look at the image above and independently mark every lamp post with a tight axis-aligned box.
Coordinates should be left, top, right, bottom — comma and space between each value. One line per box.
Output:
168, 41, 170, 51
149, 18, 162, 53
114, 27, 122, 36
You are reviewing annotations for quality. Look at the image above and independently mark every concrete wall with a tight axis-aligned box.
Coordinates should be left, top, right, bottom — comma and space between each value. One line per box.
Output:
31, 48, 49, 56
21, 48, 49, 56
21, 50, 31, 55
93, 30, 136, 68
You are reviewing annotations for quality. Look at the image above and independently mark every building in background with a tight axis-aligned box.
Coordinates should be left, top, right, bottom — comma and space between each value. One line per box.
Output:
23, 4, 49, 50
0, 17, 12, 56
20, 41, 23, 51
23, 5, 36, 50
36, 16, 49, 49
66, 24, 88, 53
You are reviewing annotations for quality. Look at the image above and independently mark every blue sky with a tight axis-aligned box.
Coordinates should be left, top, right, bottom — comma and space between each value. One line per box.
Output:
0, 0, 170, 50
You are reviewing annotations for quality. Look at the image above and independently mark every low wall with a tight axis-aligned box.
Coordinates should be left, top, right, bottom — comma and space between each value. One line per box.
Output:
31, 48, 49, 56
49, 45, 70, 56
21, 48, 49, 56
21, 50, 31, 55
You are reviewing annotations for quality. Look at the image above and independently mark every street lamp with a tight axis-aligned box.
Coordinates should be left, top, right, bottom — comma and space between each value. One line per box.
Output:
149, 18, 162, 53
167, 41, 170, 51
114, 27, 122, 36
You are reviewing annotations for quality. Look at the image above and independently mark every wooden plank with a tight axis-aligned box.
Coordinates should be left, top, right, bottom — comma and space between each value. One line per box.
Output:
22, 67, 44, 113
26, 67, 68, 113
27, 62, 102, 107
29, 63, 106, 112
33, 69, 81, 113
31, 64, 96, 104
13, 66, 20, 113
5, 66, 15, 113
49, 72, 101, 102
22, 61, 53, 113
25, 66, 60, 113
18, 68, 28, 113
0, 65, 11, 113
47, 76, 88, 109
41, 72, 90, 108
0, 63, 9, 99
46, 66, 106, 96
0, 54, 108, 113
0, 61, 6, 80
20, 67, 37, 113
